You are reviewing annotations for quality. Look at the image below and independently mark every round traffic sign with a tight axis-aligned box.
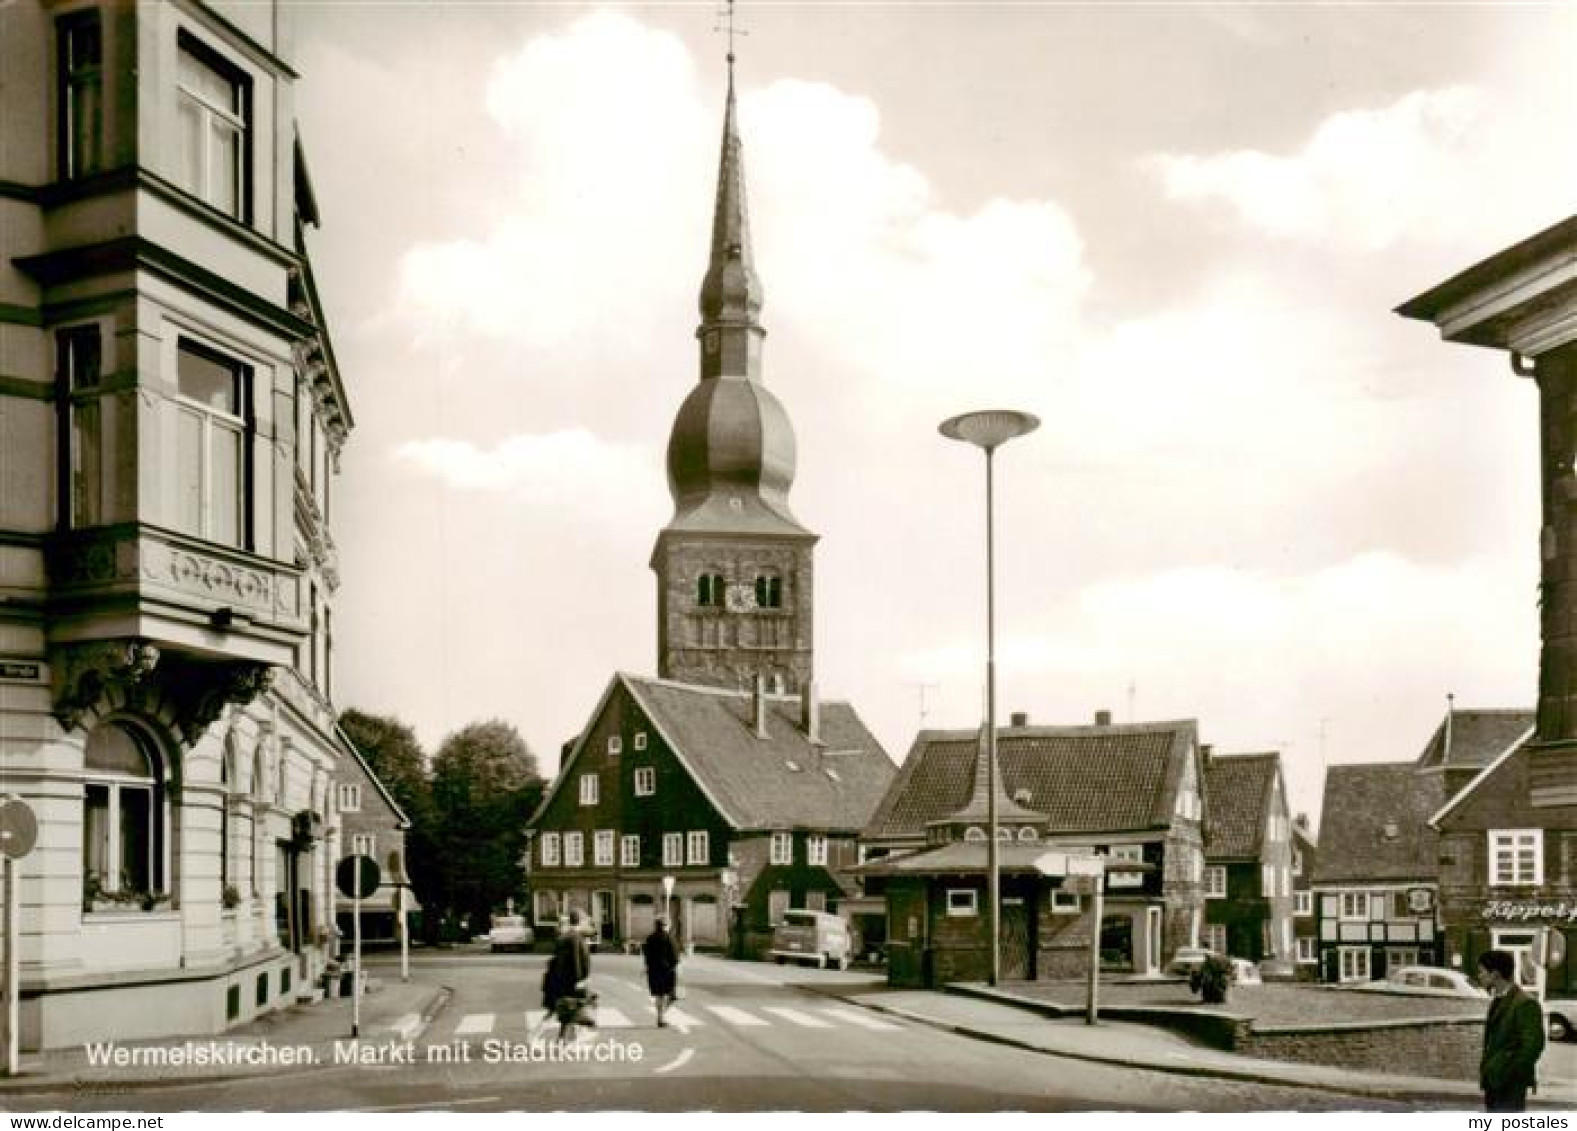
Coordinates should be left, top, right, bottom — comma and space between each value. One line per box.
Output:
0, 798, 37, 860
336, 854, 381, 900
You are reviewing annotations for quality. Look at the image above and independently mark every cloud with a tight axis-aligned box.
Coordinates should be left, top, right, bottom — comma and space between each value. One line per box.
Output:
389, 11, 710, 355
1149, 88, 1485, 250
393, 429, 665, 519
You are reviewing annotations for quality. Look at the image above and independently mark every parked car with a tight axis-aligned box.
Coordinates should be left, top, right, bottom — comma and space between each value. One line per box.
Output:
1165, 948, 1260, 984
1546, 995, 1574, 1043
1351, 965, 1487, 999
1227, 958, 1262, 985
488, 914, 533, 953
769, 910, 852, 970
1164, 947, 1213, 977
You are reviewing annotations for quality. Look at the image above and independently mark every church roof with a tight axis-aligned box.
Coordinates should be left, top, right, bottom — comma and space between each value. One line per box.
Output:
660, 57, 809, 542
698, 67, 762, 327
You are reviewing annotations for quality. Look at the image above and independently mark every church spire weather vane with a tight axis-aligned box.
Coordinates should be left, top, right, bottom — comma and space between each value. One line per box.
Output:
714, 0, 748, 68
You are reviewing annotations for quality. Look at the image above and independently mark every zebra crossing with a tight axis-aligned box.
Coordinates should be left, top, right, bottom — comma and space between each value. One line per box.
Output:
416, 1000, 905, 1042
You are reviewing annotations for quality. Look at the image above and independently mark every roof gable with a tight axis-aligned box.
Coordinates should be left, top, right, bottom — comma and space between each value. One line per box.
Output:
1204, 753, 1280, 859
335, 723, 410, 828
527, 673, 630, 828
1313, 762, 1444, 884
866, 719, 1198, 841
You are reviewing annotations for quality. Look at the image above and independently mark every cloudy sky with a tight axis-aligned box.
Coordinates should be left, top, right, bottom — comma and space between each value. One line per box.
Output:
291, 2, 1577, 823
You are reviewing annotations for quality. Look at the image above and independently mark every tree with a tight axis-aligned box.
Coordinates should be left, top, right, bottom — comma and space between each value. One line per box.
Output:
430, 719, 543, 936
337, 708, 439, 932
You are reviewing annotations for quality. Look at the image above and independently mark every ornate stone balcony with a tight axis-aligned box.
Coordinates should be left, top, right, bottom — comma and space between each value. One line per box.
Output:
45, 523, 306, 667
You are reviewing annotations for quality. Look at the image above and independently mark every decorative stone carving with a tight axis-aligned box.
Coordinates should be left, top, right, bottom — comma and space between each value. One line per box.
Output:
51, 638, 161, 731
165, 660, 277, 744
144, 545, 275, 610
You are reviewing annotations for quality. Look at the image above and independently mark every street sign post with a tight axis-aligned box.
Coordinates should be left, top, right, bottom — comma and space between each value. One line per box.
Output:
1080, 856, 1106, 1026
0, 796, 39, 1076
661, 874, 675, 926
336, 855, 381, 1039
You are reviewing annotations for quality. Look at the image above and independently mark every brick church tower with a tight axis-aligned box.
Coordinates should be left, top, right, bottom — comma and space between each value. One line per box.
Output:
650, 58, 816, 694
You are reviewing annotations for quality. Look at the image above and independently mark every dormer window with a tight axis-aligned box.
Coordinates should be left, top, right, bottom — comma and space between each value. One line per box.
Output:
964, 827, 986, 842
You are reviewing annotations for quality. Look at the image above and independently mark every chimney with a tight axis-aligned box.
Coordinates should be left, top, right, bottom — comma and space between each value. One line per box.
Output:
752, 673, 769, 739
1294, 812, 1310, 832
1094, 709, 1112, 727
1200, 743, 1214, 769
1010, 711, 1028, 728
1443, 692, 1455, 762
801, 681, 821, 744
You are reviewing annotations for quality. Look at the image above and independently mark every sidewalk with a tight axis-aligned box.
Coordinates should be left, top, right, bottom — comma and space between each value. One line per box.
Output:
0, 975, 450, 1097
810, 982, 1577, 1111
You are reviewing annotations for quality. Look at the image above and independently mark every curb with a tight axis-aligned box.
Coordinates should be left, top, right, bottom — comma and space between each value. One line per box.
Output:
0, 985, 454, 1098
943, 984, 1576, 1111
806, 984, 1478, 1108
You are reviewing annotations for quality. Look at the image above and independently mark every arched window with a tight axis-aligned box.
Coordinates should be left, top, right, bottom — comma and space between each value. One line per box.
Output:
754, 574, 782, 609
1017, 827, 1039, 842
963, 826, 987, 843
83, 723, 165, 898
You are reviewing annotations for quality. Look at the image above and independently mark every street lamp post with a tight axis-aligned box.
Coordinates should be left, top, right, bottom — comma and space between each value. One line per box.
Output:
940, 410, 1039, 988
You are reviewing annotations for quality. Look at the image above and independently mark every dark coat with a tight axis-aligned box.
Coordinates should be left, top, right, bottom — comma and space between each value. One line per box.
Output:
642, 927, 680, 997
542, 929, 591, 1010
1481, 984, 1545, 1094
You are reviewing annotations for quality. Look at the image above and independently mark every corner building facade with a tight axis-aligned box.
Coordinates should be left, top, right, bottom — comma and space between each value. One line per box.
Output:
0, 0, 355, 1049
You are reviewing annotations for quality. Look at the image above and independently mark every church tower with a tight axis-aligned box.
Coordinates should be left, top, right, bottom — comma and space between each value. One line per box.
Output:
651, 54, 816, 694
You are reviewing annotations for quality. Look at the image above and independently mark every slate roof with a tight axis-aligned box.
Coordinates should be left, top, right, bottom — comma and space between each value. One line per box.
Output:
1203, 753, 1280, 860
1311, 763, 1445, 884
864, 720, 1199, 842
622, 674, 895, 833
1413, 708, 1534, 773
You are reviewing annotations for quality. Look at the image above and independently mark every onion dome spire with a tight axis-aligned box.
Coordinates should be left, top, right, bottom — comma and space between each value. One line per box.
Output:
696, 53, 764, 381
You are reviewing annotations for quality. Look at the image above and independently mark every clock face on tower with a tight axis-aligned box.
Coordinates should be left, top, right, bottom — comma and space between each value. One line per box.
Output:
724, 583, 756, 613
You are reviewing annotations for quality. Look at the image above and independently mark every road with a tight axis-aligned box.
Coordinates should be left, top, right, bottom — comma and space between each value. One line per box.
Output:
6, 951, 1421, 1111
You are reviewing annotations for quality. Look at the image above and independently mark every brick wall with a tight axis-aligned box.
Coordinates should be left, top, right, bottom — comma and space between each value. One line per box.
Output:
1238, 1016, 1484, 1080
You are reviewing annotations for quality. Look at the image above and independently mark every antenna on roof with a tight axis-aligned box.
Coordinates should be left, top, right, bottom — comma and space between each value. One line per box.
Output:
907, 681, 939, 729
1444, 692, 1455, 763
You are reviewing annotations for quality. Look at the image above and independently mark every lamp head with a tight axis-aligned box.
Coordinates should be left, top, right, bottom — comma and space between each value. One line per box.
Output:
939, 409, 1040, 452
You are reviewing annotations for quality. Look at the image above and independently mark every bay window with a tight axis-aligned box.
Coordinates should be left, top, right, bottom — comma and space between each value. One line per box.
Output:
177, 34, 250, 219
57, 11, 104, 179
176, 339, 250, 547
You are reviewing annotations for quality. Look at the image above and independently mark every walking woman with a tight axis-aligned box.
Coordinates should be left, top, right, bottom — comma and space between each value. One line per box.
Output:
542, 909, 592, 1041
642, 915, 681, 1027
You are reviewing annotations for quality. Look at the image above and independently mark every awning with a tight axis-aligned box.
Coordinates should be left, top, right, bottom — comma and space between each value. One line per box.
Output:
853, 843, 1155, 879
